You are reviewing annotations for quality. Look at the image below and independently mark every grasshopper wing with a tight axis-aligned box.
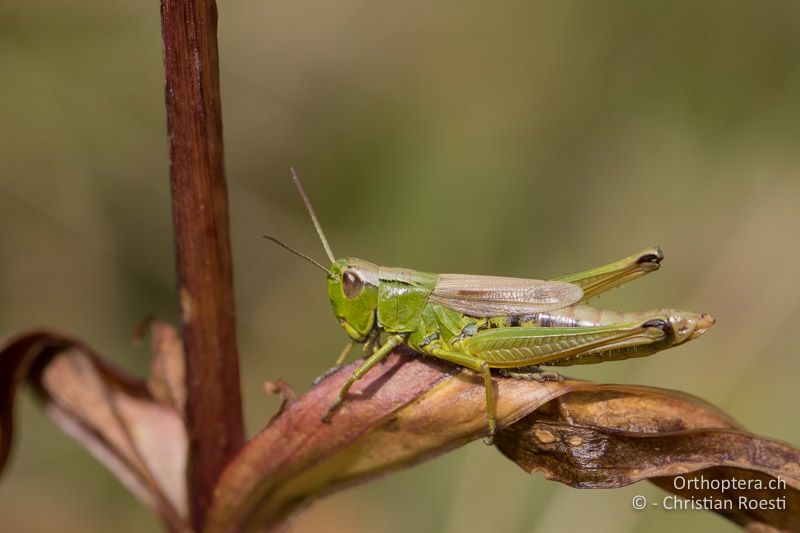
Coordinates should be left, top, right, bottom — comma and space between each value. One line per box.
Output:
428, 274, 583, 317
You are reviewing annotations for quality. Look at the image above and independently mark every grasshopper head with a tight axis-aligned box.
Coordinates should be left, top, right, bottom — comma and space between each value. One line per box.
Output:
328, 258, 380, 342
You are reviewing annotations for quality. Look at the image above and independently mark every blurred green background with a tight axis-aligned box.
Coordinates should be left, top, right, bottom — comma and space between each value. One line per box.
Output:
2, 1, 799, 531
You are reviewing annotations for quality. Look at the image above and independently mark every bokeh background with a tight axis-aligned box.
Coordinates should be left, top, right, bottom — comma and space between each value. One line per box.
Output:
2, 1, 799, 531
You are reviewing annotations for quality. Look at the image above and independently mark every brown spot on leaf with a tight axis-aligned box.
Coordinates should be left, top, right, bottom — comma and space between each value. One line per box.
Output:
535, 428, 558, 444
567, 435, 583, 447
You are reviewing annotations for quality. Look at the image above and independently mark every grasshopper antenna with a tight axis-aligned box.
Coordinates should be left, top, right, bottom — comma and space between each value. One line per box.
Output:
263, 235, 330, 274
290, 168, 336, 263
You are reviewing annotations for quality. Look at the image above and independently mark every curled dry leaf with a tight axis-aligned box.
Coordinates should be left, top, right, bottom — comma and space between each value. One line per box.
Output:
496, 387, 800, 531
207, 349, 800, 533
0, 327, 189, 532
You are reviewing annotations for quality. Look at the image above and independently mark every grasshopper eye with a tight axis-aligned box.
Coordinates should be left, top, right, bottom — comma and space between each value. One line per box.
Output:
342, 269, 364, 298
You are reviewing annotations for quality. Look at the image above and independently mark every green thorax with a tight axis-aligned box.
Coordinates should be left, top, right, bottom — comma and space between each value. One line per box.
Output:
375, 266, 438, 332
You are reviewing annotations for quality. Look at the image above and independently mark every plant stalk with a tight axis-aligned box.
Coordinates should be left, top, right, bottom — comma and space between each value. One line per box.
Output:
160, 0, 245, 528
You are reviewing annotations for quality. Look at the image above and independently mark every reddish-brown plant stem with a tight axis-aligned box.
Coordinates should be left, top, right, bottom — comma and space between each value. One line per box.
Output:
160, 0, 245, 528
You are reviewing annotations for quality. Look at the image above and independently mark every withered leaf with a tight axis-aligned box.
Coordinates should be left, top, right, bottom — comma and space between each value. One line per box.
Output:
496, 386, 800, 531
0, 329, 189, 531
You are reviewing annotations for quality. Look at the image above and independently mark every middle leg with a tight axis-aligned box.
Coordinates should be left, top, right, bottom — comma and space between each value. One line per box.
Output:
428, 347, 497, 445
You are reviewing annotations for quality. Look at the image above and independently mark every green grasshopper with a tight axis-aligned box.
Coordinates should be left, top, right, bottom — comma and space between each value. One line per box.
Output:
266, 170, 715, 444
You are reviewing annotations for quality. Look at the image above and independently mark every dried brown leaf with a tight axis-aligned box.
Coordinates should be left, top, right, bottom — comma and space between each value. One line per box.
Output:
0, 330, 189, 531
496, 386, 800, 531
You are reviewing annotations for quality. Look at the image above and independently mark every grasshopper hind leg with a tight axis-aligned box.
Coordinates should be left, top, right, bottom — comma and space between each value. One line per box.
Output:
498, 366, 563, 382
